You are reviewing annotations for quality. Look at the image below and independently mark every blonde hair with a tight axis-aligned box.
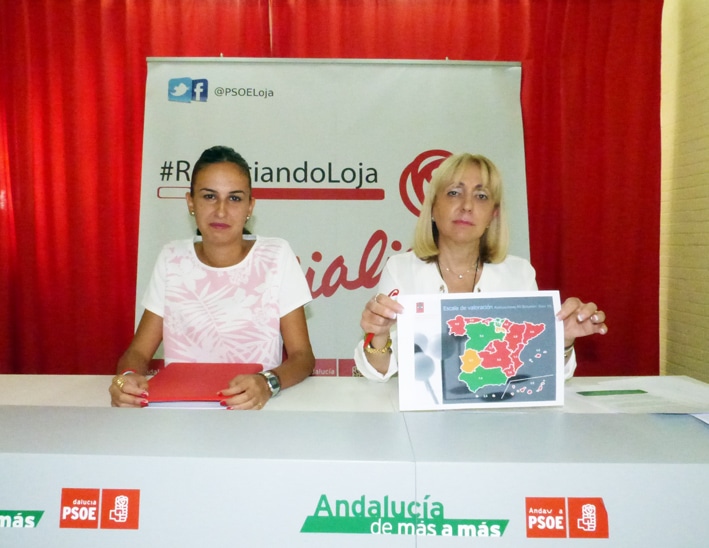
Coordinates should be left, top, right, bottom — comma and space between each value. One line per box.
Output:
412, 153, 509, 263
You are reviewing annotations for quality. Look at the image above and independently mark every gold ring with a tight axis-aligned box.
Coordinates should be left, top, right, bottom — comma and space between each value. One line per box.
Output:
113, 375, 126, 391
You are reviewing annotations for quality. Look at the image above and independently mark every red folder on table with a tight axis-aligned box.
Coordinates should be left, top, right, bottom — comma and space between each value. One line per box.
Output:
147, 362, 263, 406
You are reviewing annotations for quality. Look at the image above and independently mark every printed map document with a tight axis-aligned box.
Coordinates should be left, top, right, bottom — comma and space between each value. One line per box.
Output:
396, 291, 564, 411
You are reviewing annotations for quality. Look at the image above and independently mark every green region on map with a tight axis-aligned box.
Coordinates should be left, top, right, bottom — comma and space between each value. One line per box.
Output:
464, 320, 505, 351
458, 366, 508, 392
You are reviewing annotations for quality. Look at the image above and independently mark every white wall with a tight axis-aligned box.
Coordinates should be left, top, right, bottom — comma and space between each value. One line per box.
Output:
661, 0, 709, 382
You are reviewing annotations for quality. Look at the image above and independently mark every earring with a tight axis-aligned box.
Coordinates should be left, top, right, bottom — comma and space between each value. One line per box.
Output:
246, 215, 251, 220
190, 211, 195, 216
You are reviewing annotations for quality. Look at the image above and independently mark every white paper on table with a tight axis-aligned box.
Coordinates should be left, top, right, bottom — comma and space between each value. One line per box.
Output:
564, 376, 709, 414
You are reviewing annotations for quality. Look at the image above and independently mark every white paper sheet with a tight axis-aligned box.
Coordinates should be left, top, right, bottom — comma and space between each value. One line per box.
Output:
396, 291, 563, 411
564, 376, 709, 414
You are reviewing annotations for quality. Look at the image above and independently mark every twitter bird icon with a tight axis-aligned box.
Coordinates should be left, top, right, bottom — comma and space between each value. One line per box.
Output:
169, 82, 190, 97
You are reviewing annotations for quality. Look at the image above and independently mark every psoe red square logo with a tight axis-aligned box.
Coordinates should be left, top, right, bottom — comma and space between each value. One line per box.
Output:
100, 489, 140, 529
525, 497, 567, 538
567, 497, 609, 538
60, 488, 100, 529
416, 302, 424, 313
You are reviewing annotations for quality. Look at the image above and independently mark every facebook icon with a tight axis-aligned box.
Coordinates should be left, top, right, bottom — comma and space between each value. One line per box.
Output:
191, 79, 208, 101
168, 78, 208, 103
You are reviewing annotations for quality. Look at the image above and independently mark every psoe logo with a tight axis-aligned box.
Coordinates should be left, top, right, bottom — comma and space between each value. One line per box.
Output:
168, 77, 209, 103
0, 510, 44, 528
60, 488, 140, 530
399, 149, 451, 217
525, 497, 609, 539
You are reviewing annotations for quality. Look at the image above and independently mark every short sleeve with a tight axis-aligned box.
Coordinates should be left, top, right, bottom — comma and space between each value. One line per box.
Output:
277, 240, 312, 317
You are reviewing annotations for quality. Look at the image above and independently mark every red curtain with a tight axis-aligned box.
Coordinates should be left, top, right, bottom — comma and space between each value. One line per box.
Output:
0, 0, 273, 374
0, 0, 662, 376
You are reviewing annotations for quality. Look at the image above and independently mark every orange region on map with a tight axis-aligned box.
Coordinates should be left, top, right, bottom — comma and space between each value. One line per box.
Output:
446, 315, 546, 393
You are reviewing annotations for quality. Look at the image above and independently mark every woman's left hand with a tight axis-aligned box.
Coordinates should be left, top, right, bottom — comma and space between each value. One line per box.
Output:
557, 297, 608, 347
218, 374, 271, 410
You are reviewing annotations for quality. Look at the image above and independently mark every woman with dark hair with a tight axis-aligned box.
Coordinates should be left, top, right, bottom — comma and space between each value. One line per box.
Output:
355, 152, 607, 381
110, 146, 314, 409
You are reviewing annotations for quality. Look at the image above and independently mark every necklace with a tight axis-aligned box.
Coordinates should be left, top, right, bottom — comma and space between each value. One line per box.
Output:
442, 256, 480, 280
435, 255, 482, 293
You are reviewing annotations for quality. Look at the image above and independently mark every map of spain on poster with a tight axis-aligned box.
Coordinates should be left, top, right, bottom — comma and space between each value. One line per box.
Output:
397, 292, 564, 410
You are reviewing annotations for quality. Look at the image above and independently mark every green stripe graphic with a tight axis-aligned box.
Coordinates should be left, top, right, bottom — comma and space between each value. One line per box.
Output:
301, 516, 508, 536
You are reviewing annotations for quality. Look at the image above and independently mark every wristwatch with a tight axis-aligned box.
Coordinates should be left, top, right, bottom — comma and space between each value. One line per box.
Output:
259, 370, 281, 397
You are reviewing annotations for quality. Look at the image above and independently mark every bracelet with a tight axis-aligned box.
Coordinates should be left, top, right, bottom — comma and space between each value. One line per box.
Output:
364, 338, 392, 355
120, 369, 137, 375
563, 343, 574, 359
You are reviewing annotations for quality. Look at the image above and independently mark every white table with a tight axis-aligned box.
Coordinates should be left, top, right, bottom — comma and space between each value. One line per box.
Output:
2, 374, 709, 413
1, 375, 709, 546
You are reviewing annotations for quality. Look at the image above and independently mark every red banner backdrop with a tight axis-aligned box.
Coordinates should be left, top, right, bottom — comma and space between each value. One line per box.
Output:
0, 0, 662, 376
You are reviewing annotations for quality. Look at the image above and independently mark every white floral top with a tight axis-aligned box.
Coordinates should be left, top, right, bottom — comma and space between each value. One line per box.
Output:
142, 236, 311, 369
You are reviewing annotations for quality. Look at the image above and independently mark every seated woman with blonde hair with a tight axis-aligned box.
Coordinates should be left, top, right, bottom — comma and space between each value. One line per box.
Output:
355, 152, 607, 381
